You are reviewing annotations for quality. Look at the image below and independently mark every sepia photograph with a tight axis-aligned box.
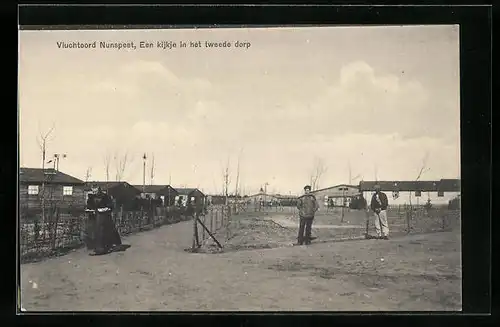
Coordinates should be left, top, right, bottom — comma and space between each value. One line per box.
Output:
18, 25, 461, 311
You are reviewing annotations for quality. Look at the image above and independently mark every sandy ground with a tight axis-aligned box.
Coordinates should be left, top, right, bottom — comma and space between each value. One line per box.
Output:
20, 213, 462, 312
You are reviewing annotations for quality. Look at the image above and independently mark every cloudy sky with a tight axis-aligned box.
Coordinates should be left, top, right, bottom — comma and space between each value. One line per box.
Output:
19, 25, 460, 195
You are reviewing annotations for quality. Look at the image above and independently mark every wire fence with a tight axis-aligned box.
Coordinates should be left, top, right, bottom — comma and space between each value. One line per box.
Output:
189, 204, 232, 252
194, 202, 461, 253
19, 205, 190, 262
20, 202, 461, 259
248, 203, 460, 234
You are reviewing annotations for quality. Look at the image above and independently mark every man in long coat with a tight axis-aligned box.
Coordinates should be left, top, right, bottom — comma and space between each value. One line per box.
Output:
296, 185, 319, 245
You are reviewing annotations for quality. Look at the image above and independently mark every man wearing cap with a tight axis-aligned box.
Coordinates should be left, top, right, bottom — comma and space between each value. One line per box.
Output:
370, 184, 390, 240
296, 185, 319, 245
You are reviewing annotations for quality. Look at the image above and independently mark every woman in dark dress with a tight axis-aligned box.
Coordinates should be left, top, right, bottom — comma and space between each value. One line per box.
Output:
84, 194, 96, 251
85, 186, 129, 255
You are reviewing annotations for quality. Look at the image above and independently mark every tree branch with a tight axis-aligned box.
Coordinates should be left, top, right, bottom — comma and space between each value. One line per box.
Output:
309, 157, 327, 191
415, 151, 430, 181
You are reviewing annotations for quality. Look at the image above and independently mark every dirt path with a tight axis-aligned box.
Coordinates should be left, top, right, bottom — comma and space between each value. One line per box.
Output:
20, 220, 462, 311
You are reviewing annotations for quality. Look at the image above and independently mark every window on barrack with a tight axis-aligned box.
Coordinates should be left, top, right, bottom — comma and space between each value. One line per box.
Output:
63, 186, 73, 196
28, 185, 39, 195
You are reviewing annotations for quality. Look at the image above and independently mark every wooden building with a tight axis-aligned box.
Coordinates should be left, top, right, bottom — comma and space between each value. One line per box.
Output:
85, 181, 142, 210
19, 167, 86, 210
246, 192, 281, 207
274, 194, 299, 207
207, 195, 226, 205
132, 185, 179, 206
310, 184, 361, 210
358, 179, 461, 206
174, 188, 206, 207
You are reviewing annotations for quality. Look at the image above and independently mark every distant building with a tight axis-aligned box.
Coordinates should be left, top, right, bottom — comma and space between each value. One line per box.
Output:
19, 167, 86, 210
310, 184, 361, 210
246, 192, 280, 206
358, 179, 461, 206
175, 188, 206, 207
274, 194, 298, 207
86, 181, 142, 210
207, 195, 227, 205
132, 184, 179, 206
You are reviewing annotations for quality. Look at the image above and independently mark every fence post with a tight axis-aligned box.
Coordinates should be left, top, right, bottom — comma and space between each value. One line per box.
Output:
441, 211, 446, 231
192, 211, 200, 251
202, 212, 206, 241
33, 216, 40, 245
220, 206, 224, 229
51, 207, 60, 250
406, 208, 411, 234
140, 207, 144, 231
118, 206, 123, 233
210, 208, 214, 234
192, 213, 197, 251
214, 209, 217, 230
225, 205, 230, 240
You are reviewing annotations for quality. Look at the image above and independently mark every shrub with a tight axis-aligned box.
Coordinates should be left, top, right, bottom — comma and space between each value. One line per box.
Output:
448, 196, 460, 210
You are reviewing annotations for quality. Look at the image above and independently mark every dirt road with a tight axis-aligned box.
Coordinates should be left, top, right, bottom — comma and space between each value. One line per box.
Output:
20, 219, 461, 311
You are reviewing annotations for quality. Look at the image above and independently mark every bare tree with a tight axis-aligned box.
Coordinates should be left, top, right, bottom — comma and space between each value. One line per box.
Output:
221, 157, 231, 205
409, 151, 431, 208
351, 174, 362, 184
36, 123, 56, 225
211, 174, 219, 195
234, 148, 244, 197
309, 157, 327, 191
84, 167, 92, 182
348, 159, 363, 185
114, 150, 131, 182
103, 151, 112, 182
415, 152, 430, 181
36, 123, 56, 170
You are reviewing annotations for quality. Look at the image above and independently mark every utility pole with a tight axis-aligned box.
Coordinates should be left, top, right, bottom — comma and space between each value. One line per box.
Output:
234, 148, 243, 197
53, 153, 67, 171
142, 153, 147, 194
150, 153, 155, 185
340, 187, 348, 222
224, 166, 230, 205
348, 160, 352, 185
264, 182, 269, 208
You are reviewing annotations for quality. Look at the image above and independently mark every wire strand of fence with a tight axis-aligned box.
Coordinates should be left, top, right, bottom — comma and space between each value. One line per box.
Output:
20, 204, 197, 262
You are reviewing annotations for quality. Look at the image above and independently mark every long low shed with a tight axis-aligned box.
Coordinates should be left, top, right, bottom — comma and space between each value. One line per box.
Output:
359, 179, 460, 192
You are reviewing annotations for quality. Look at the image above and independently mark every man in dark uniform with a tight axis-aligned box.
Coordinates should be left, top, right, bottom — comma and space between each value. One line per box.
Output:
296, 185, 319, 245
